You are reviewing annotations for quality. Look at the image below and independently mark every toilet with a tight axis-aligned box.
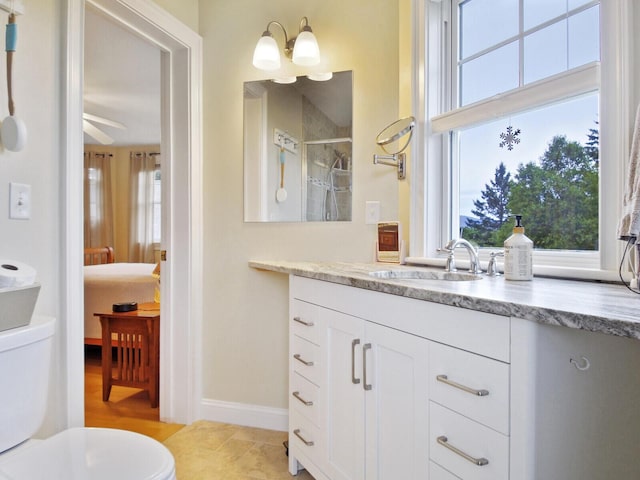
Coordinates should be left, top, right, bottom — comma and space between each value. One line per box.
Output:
0, 315, 176, 479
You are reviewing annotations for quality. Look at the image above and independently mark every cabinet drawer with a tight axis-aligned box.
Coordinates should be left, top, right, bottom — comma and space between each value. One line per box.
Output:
429, 342, 510, 434
430, 461, 461, 480
291, 334, 321, 386
290, 409, 321, 459
291, 371, 320, 427
291, 299, 321, 345
430, 402, 508, 480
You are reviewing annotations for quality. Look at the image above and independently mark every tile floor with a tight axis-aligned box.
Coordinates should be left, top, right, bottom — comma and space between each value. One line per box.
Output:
163, 420, 316, 480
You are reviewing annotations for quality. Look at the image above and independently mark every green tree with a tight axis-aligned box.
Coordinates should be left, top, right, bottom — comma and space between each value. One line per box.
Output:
464, 162, 512, 246
507, 135, 599, 250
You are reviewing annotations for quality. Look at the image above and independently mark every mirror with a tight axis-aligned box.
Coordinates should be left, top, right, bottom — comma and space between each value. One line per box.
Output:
244, 71, 353, 222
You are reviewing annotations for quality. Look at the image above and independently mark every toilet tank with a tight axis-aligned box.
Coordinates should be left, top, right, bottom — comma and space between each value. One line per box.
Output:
0, 315, 55, 453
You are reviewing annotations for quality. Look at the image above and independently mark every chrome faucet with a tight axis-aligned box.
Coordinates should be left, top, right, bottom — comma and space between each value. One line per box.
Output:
441, 238, 483, 274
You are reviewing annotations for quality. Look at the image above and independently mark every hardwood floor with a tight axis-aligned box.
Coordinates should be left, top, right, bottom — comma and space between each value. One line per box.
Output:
84, 345, 184, 442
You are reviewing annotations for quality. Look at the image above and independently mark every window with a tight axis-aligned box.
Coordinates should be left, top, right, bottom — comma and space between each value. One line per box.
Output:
153, 166, 161, 244
414, 0, 632, 278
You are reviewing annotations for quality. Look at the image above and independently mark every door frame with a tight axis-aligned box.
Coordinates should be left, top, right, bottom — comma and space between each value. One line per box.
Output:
62, 0, 203, 426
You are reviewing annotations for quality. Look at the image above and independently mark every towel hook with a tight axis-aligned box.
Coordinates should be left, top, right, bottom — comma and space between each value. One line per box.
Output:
569, 356, 590, 371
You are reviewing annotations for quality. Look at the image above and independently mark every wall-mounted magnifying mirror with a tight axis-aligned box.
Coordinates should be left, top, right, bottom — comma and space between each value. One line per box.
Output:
244, 70, 353, 222
373, 116, 415, 180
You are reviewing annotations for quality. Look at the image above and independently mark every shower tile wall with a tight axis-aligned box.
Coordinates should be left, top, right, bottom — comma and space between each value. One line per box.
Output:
303, 97, 352, 221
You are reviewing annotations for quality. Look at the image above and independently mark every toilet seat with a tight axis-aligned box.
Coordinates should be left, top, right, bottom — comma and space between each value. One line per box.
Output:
0, 427, 175, 479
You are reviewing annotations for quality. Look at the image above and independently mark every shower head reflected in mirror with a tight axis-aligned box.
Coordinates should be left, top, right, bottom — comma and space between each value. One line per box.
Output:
373, 116, 415, 180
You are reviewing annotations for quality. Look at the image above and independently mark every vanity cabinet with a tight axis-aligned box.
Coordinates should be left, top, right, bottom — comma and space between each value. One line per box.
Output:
288, 275, 511, 480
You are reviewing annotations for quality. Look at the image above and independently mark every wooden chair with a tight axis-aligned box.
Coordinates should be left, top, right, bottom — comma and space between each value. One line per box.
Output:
84, 246, 115, 265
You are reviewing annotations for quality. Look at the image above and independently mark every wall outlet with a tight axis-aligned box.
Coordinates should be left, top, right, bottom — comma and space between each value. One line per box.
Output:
9, 182, 31, 220
365, 201, 380, 225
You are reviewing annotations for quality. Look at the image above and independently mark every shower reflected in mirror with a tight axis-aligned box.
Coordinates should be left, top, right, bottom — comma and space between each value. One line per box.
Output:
243, 70, 353, 222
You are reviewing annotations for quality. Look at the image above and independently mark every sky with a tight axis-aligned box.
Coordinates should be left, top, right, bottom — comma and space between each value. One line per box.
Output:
456, 0, 599, 218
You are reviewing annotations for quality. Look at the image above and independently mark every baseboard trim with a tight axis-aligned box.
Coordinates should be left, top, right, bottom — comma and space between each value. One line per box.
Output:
200, 398, 288, 432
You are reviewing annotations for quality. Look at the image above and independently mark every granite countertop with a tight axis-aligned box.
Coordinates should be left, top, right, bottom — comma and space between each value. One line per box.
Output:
249, 260, 640, 341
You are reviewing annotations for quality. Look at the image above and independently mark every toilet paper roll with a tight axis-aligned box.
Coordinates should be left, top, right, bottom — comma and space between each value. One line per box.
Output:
0, 260, 37, 288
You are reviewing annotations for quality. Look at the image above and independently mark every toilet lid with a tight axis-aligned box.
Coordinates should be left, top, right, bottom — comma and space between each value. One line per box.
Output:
0, 428, 175, 480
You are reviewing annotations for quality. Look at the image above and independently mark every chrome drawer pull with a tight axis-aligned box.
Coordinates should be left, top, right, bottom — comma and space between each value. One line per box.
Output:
351, 339, 361, 384
293, 428, 314, 446
437, 374, 489, 397
292, 391, 313, 406
293, 316, 314, 327
437, 435, 489, 466
293, 353, 314, 366
363, 343, 372, 391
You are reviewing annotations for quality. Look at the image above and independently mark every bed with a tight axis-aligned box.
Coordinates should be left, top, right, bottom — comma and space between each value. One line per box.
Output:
83, 247, 157, 345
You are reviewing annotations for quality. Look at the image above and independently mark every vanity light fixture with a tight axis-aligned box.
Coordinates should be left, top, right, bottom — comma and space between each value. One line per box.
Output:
252, 17, 320, 71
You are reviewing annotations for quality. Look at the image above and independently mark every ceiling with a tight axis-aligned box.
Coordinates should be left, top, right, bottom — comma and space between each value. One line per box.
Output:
83, 8, 161, 146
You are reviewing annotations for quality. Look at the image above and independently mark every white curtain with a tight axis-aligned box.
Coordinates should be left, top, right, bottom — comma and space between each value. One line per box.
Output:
83, 152, 114, 249
129, 152, 157, 263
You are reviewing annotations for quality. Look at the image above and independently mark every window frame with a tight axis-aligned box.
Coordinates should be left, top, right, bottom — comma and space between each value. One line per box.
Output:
408, 0, 636, 281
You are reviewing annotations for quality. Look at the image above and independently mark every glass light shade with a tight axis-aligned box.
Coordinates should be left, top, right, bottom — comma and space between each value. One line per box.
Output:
253, 34, 281, 70
292, 30, 320, 66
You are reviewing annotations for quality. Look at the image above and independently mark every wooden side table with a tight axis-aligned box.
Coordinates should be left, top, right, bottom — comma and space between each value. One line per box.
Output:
94, 306, 160, 408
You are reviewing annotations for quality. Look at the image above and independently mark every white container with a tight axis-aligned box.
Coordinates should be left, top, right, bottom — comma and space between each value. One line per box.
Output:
504, 216, 533, 281
0, 283, 40, 332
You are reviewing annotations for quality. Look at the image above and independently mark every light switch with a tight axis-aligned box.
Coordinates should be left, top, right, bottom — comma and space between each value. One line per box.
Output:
9, 182, 31, 220
365, 201, 380, 225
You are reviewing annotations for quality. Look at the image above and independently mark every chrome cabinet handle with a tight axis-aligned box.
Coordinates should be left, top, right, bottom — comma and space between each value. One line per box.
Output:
292, 391, 313, 406
351, 339, 361, 384
436, 374, 489, 397
363, 343, 372, 391
437, 436, 489, 466
293, 316, 314, 327
293, 428, 314, 446
293, 354, 314, 366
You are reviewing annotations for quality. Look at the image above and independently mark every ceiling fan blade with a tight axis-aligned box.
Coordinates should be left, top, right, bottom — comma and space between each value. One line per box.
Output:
83, 112, 126, 130
83, 119, 114, 145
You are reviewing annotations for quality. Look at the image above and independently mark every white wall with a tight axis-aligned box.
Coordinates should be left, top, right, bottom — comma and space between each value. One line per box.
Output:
0, 0, 62, 436
199, 0, 400, 414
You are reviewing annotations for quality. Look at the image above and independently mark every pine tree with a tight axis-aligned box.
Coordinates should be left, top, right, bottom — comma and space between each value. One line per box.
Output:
464, 162, 512, 246
507, 134, 598, 250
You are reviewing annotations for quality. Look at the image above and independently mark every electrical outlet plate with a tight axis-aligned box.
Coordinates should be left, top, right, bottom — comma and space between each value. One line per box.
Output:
9, 182, 31, 219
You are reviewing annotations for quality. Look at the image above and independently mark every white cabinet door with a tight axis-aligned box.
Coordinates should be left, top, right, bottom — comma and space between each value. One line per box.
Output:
322, 308, 366, 480
364, 321, 429, 480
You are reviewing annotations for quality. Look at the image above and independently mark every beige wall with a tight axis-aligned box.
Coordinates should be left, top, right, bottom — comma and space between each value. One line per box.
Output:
152, 0, 198, 31
199, 0, 400, 409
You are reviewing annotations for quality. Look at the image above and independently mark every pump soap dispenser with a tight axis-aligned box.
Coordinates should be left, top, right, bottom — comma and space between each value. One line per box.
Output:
503, 214, 533, 281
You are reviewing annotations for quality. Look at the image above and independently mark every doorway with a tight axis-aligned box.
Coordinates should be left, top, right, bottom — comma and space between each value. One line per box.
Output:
63, 0, 203, 429
82, 6, 166, 432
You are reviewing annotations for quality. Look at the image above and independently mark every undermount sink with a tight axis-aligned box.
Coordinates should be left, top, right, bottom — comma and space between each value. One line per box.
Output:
369, 269, 482, 282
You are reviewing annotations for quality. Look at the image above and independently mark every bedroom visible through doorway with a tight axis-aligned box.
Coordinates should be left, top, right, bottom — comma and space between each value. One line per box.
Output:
82, 5, 167, 430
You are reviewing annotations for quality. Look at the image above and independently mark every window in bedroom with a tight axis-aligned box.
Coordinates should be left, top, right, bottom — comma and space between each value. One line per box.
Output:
152, 165, 161, 244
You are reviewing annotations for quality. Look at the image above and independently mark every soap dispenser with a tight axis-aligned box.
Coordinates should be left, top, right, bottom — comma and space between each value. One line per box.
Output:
503, 215, 533, 281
